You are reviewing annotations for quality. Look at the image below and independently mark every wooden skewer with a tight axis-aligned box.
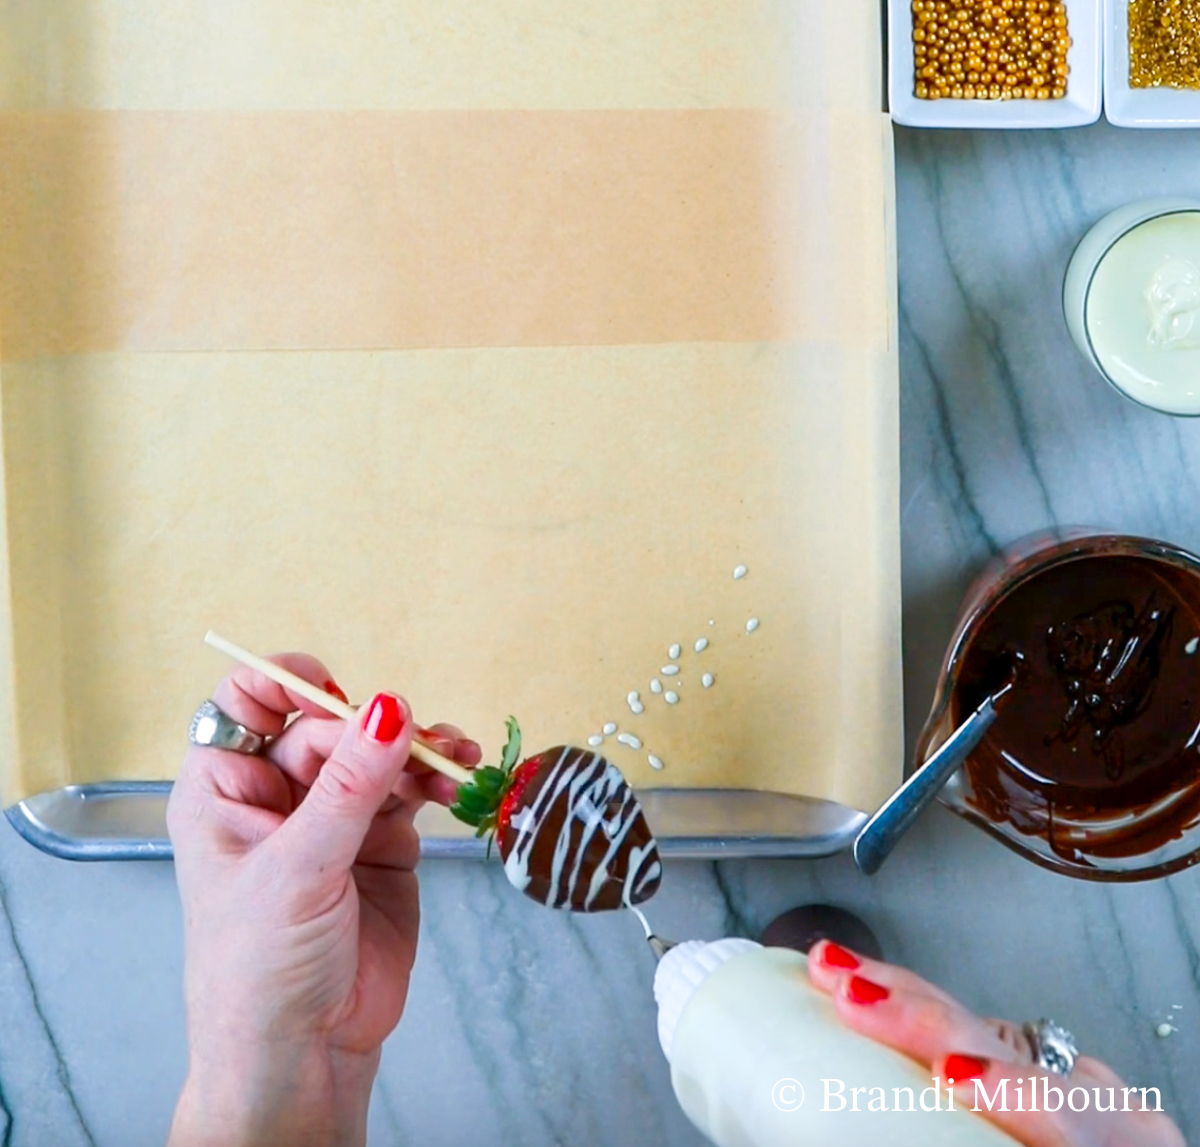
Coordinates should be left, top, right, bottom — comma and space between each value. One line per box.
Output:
204, 630, 473, 785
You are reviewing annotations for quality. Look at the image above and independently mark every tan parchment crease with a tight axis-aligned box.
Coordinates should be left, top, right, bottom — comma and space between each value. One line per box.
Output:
0, 110, 898, 359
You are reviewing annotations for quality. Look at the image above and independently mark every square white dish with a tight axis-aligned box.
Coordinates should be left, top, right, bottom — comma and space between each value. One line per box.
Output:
889, 0, 1103, 128
1105, 0, 1200, 127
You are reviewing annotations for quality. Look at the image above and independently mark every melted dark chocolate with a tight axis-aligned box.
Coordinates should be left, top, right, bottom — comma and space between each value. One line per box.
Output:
954, 555, 1200, 860
498, 746, 662, 911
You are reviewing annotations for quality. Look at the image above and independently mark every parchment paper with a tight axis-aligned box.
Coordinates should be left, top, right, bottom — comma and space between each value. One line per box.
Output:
0, 0, 900, 812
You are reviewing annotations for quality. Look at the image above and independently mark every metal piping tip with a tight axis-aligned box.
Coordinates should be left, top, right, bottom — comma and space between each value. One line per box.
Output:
631, 905, 677, 961
647, 934, 677, 960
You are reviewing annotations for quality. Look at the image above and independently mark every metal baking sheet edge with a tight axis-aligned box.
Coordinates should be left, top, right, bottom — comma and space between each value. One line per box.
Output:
5, 783, 865, 862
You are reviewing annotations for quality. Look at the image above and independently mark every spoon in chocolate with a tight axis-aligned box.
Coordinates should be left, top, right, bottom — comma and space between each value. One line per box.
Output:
852, 684, 1011, 875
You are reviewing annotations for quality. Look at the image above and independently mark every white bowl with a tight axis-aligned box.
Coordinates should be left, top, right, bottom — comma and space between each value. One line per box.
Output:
1104, 0, 1200, 127
889, 0, 1102, 128
1063, 198, 1200, 415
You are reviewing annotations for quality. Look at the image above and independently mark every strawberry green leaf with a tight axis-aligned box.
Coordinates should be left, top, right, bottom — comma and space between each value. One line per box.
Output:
449, 803, 483, 828
500, 717, 522, 773
450, 718, 525, 855
452, 788, 492, 817
471, 766, 508, 796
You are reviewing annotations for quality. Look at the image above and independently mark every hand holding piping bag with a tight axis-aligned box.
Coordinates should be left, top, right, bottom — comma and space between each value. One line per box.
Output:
806, 941, 1185, 1147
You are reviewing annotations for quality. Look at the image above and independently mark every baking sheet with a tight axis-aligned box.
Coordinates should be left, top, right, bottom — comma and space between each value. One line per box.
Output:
0, 0, 900, 814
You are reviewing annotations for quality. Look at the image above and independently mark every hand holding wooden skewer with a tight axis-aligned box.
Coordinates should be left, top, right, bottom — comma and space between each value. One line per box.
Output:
204, 630, 473, 785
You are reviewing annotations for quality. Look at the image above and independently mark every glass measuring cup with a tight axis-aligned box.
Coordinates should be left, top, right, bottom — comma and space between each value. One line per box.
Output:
918, 531, 1200, 881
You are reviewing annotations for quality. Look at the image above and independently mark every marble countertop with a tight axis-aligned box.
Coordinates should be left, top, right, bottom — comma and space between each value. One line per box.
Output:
4, 121, 1200, 1146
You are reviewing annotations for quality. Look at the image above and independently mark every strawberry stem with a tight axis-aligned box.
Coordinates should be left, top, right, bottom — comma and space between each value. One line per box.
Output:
448, 717, 523, 845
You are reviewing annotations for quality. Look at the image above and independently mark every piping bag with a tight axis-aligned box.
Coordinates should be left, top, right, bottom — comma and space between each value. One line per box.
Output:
440, 724, 1017, 1145
201, 646, 1008, 1143
197, 680, 1011, 1147
637, 912, 1019, 1146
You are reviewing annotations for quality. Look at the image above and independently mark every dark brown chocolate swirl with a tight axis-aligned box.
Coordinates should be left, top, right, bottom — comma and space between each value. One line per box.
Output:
954, 553, 1200, 863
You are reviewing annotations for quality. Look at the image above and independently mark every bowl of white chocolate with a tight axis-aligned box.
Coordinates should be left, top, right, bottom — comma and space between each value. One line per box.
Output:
1064, 197, 1200, 415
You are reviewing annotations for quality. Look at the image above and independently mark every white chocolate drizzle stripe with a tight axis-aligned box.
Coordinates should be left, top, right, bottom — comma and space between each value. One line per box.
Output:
549, 754, 616, 909
503, 747, 658, 910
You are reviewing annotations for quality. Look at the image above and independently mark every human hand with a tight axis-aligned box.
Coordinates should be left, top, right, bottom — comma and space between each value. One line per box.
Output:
807, 940, 1184, 1147
166, 654, 481, 1147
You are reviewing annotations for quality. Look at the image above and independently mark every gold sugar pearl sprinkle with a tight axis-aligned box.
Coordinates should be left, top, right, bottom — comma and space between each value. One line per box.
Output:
912, 0, 1072, 101
1130, 0, 1200, 89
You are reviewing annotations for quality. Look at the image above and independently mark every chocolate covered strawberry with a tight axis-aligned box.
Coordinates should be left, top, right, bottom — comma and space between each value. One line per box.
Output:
450, 719, 662, 911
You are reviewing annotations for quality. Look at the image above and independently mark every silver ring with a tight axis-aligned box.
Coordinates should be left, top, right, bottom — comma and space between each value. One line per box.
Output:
188, 700, 267, 755
1023, 1018, 1078, 1077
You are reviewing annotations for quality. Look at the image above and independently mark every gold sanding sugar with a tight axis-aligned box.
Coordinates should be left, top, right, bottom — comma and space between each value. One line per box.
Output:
1129, 0, 1200, 88
912, 0, 1072, 101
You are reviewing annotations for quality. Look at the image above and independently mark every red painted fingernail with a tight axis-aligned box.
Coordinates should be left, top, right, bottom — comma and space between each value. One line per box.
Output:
324, 680, 349, 704
846, 975, 890, 1005
821, 942, 861, 970
944, 1054, 987, 1082
363, 693, 405, 743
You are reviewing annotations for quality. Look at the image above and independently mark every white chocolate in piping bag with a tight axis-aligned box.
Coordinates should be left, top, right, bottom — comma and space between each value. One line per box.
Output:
653, 940, 1019, 1147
